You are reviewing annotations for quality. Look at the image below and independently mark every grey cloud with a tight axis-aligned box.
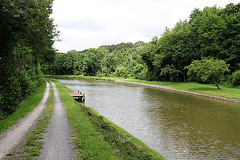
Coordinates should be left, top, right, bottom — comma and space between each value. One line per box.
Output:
61, 19, 107, 32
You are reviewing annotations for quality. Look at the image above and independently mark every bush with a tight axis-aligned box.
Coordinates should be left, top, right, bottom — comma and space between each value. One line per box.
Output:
114, 67, 128, 78
133, 64, 147, 80
1, 72, 22, 114
0, 66, 43, 117
232, 70, 240, 86
19, 71, 32, 98
0, 109, 4, 120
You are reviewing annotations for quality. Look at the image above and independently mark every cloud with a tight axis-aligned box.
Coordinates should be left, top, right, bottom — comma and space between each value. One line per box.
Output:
52, 0, 240, 52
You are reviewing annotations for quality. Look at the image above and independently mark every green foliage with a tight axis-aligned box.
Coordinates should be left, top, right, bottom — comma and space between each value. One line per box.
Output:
232, 70, 240, 86
186, 58, 229, 89
0, 81, 46, 131
0, 0, 58, 116
43, 2, 240, 88
133, 64, 147, 80
45, 42, 147, 79
114, 67, 128, 78
160, 65, 181, 84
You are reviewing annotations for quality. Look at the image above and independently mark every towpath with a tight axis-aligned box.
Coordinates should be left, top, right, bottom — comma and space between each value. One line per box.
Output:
0, 81, 50, 159
39, 81, 75, 160
0, 81, 75, 160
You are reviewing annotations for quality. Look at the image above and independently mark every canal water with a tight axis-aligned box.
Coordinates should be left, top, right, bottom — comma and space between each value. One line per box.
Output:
58, 79, 240, 160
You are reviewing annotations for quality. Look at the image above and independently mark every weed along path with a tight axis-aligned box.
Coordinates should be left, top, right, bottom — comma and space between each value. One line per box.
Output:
0, 81, 50, 159
39, 81, 75, 160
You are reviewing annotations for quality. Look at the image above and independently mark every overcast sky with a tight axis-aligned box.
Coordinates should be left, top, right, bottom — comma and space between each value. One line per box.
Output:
51, 0, 239, 52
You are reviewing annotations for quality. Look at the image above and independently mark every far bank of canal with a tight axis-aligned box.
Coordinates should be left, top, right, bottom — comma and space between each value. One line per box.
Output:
58, 78, 240, 160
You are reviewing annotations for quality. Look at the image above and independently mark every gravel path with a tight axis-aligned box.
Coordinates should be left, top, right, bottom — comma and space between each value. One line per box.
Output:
39, 81, 75, 160
0, 81, 50, 159
115, 80, 240, 103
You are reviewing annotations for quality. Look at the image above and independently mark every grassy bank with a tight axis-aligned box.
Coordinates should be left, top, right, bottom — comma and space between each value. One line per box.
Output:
52, 79, 165, 159
45, 75, 240, 101
124, 79, 240, 101
0, 81, 46, 134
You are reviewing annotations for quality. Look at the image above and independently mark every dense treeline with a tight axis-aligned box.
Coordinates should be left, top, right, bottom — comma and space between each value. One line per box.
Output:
0, 0, 57, 119
42, 41, 147, 79
43, 3, 240, 87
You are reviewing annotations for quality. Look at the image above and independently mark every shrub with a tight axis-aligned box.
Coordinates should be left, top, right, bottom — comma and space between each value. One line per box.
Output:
114, 67, 128, 78
133, 64, 147, 80
232, 70, 240, 86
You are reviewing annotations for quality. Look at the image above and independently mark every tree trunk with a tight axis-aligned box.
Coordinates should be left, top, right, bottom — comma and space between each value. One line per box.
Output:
170, 77, 174, 84
215, 83, 220, 89
184, 75, 187, 82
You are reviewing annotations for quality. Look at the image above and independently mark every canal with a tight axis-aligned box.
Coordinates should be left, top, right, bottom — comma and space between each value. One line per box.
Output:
58, 79, 240, 159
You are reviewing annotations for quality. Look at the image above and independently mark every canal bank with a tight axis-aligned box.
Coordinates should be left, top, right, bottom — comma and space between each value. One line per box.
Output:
52, 79, 165, 159
115, 80, 240, 104
44, 75, 240, 103
57, 78, 240, 159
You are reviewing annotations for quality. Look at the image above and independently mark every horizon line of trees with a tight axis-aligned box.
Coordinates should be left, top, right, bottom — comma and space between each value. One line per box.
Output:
43, 3, 240, 87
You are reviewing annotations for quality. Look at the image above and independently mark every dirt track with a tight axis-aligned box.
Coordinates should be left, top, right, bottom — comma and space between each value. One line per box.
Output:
0, 81, 75, 160
0, 81, 50, 159
39, 81, 74, 160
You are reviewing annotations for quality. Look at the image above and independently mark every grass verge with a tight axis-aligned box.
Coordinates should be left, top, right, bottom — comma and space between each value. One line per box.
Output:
124, 79, 240, 101
0, 81, 46, 134
45, 75, 240, 101
52, 79, 165, 160
12, 83, 54, 159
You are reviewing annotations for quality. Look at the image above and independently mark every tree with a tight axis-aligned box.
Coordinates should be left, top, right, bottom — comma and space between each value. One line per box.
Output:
185, 58, 229, 89
100, 52, 117, 76
218, 3, 240, 72
160, 65, 180, 84
0, 0, 58, 117
231, 70, 240, 86
114, 67, 128, 78
133, 64, 147, 80
82, 49, 104, 76
141, 42, 160, 80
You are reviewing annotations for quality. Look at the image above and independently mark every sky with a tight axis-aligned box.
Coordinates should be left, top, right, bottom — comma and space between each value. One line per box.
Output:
51, 0, 240, 53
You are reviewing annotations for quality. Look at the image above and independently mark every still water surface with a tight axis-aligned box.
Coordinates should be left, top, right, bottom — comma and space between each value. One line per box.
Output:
58, 79, 240, 159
